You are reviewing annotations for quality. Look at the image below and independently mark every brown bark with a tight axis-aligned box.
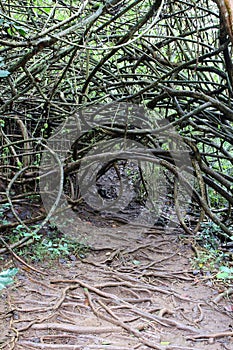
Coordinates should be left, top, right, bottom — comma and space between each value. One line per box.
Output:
216, 0, 233, 43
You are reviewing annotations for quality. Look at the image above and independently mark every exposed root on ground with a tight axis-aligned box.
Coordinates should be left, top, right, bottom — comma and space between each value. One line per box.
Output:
0, 230, 232, 350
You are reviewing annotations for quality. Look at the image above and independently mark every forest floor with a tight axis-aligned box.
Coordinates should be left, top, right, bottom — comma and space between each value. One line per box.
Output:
0, 217, 233, 350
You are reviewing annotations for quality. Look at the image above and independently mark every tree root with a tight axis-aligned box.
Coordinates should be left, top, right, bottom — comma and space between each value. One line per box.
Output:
187, 330, 233, 341
17, 341, 138, 350
0, 236, 48, 275
213, 288, 233, 304
31, 323, 121, 334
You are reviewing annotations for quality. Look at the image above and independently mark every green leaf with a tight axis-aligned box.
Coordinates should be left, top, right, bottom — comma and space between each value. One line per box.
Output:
160, 341, 171, 345
0, 268, 18, 277
0, 276, 13, 284
0, 283, 7, 290
219, 266, 231, 273
0, 70, 10, 78
0, 268, 18, 291
216, 272, 229, 280
132, 260, 141, 265
13, 25, 27, 37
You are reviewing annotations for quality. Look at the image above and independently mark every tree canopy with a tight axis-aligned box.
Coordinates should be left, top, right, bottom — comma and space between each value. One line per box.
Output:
0, 0, 232, 242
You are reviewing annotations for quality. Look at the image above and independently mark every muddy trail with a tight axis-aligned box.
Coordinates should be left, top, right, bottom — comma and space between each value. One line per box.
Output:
0, 220, 233, 350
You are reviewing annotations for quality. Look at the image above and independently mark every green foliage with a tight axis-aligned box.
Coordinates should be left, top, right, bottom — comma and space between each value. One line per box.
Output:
0, 203, 11, 226
193, 221, 226, 270
216, 266, 233, 280
191, 221, 232, 281
0, 268, 18, 291
198, 221, 222, 250
188, 136, 233, 217
41, 122, 49, 138
28, 235, 89, 262
0, 147, 10, 166
191, 249, 224, 272
0, 56, 10, 78
12, 224, 41, 242
0, 17, 27, 37
0, 202, 89, 262
0, 70, 10, 78
9, 224, 89, 262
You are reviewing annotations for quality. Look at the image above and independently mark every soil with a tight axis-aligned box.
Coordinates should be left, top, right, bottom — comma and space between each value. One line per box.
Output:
0, 220, 233, 350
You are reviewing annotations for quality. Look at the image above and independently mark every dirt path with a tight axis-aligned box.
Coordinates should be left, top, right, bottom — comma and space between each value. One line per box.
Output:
0, 225, 232, 350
